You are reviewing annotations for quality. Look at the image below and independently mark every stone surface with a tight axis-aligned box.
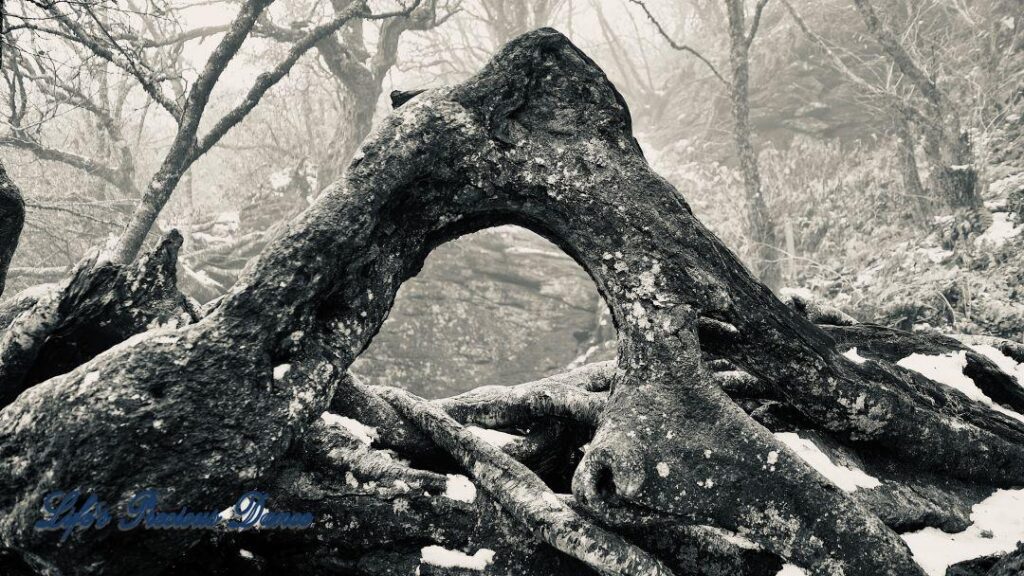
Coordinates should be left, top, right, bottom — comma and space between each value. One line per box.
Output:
354, 226, 615, 398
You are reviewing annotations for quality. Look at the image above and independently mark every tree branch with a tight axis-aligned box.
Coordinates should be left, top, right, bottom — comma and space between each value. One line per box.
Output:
36, 7, 182, 118
624, 0, 729, 87
779, 0, 883, 96
850, 0, 942, 108
0, 135, 128, 190
194, 0, 377, 156
745, 0, 771, 48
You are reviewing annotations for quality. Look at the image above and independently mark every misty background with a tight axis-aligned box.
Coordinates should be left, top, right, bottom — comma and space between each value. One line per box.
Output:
2, 0, 1021, 397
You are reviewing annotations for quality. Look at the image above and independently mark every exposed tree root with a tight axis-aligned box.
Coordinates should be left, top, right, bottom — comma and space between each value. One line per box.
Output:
824, 324, 1024, 411
0, 232, 197, 407
373, 385, 676, 576
434, 379, 606, 427
158, 415, 774, 576
1, 27, 1022, 576
0, 162, 25, 300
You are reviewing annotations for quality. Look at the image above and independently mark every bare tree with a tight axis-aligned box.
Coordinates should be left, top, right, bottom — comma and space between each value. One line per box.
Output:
253, 0, 448, 188
851, 0, 983, 218
629, 0, 782, 289
2, 0, 422, 265
724, 0, 780, 289
780, 0, 935, 221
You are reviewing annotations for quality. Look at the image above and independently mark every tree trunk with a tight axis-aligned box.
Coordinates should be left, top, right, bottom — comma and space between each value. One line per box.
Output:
108, 134, 195, 264
725, 0, 781, 290
893, 105, 931, 222
0, 162, 25, 299
1, 28, 1022, 576
851, 0, 984, 217
920, 111, 983, 214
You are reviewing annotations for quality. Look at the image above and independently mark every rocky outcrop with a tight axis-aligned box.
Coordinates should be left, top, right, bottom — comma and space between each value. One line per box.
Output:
353, 226, 615, 398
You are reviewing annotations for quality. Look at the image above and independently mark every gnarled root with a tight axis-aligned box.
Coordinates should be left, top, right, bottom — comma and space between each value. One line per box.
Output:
0, 231, 197, 407
0, 162, 25, 300
373, 385, 675, 576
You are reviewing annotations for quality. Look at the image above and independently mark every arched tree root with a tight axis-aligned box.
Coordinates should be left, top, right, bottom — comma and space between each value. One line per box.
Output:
1, 27, 1023, 576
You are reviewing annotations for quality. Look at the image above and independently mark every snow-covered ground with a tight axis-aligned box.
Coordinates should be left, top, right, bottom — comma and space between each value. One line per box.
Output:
974, 212, 1022, 248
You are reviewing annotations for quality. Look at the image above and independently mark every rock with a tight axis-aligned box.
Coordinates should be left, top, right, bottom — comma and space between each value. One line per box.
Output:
353, 226, 614, 398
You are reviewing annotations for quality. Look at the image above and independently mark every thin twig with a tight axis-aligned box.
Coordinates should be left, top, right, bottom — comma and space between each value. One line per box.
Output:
624, 0, 729, 87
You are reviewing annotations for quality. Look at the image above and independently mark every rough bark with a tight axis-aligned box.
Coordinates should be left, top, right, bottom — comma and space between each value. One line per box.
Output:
0, 162, 25, 300
823, 323, 1024, 412
1, 28, 1022, 576
0, 231, 198, 407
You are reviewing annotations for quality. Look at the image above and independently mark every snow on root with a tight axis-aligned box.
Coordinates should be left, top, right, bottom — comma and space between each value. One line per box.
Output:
773, 432, 881, 492
970, 345, 1024, 390
443, 474, 477, 503
320, 412, 378, 445
901, 489, 1024, 576
466, 426, 521, 448
843, 347, 868, 364
897, 352, 1024, 423
420, 546, 495, 570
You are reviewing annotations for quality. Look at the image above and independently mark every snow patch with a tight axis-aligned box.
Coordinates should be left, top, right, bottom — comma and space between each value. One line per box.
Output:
320, 412, 378, 445
902, 488, 1024, 576
918, 247, 953, 264
420, 546, 495, 570
272, 364, 291, 380
444, 474, 476, 503
898, 352, 1024, 423
774, 432, 881, 492
268, 169, 291, 190
705, 526, 762, 550
899, 352, 985, 400
656, 462, 670, 477
970, 345, 1024, 389
776, 564, 809, 576
974, 212, 1022, 247
843, 347, 868, 364
466, 426, 520, 448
